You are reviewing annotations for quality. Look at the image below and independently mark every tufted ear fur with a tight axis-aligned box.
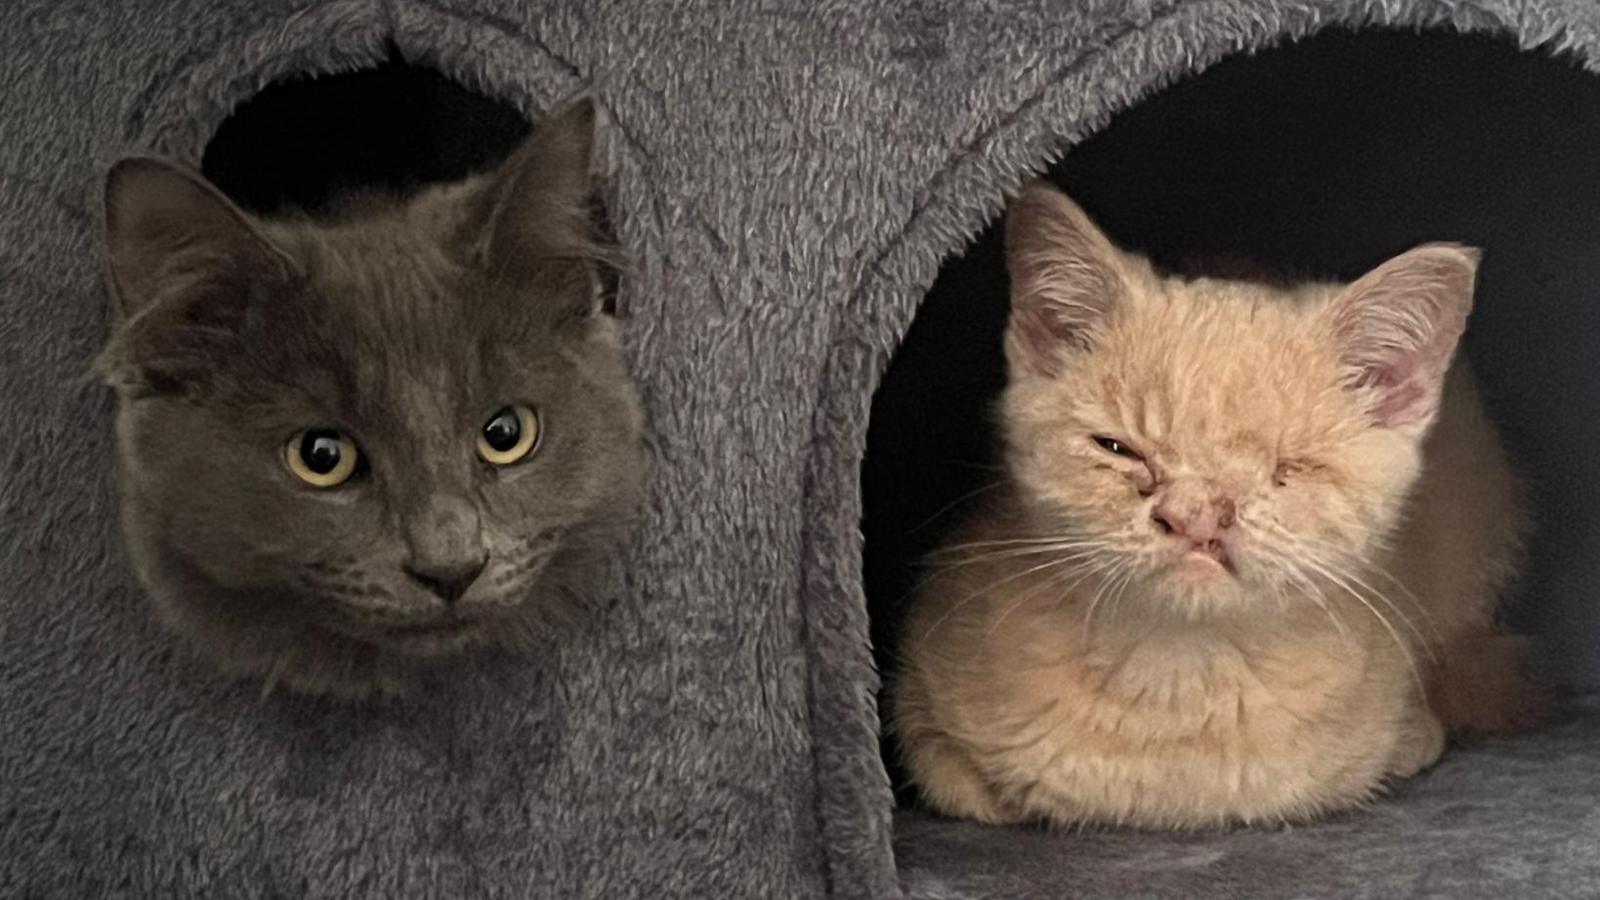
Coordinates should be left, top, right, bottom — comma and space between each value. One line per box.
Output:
104, 158, 294, 319
467, 98, 606, 297
100, 158, 297, 393
1327, 243, 1480, 428
1003, 181, 1128, 377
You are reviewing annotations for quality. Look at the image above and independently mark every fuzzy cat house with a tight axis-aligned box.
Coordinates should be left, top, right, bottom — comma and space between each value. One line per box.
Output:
3, 1, 1598, 897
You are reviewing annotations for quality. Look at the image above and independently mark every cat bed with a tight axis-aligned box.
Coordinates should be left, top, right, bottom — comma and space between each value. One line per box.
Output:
898, 699, 1600, 899
3, 2, 1598, 898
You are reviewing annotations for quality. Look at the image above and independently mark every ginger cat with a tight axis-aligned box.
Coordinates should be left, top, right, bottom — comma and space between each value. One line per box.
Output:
891, 182, 1540, 828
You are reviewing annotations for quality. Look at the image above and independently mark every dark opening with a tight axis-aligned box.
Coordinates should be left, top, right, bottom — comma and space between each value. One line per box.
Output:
863, 27, 1600, 809
201, 48, 529, 214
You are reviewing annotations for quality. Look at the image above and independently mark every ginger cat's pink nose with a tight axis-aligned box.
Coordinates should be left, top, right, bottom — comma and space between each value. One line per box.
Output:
1152, 479, 1236, 542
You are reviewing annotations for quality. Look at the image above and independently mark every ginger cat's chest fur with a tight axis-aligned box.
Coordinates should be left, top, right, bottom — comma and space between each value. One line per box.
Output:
897, 534, 1428, 827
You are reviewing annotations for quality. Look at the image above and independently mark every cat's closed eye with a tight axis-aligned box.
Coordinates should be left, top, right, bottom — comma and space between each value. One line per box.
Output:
285, 429, 363, 488
1092, 435, 1144, 461
478, 404, 541, 466
1273, 459, 1318, 487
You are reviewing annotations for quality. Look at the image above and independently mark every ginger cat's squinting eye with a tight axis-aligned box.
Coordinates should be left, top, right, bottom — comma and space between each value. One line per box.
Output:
1091, 435, 1142, 460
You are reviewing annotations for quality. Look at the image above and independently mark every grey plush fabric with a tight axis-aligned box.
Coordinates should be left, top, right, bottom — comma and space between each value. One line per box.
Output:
2, 1, 1598, 898
897, 699, 1600, 899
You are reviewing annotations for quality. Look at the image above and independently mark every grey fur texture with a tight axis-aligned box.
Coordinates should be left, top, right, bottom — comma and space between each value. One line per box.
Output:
2, 1, 1599, 898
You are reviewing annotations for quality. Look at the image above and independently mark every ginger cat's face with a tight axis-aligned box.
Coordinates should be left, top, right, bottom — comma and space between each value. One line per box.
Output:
1001, 183, 1477, 618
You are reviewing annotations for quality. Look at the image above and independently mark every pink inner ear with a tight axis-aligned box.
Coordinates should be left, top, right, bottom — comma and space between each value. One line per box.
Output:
1360, 364, 1428, 426
1007, 297, 1093, 376
1331, 243, 1479, 428
1343, 323, 1455, 428
1004, 184, 1124, 376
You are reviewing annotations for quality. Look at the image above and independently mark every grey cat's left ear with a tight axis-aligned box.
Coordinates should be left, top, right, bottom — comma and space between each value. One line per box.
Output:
472, 97, 602, 284
1328, 243, 1480, 428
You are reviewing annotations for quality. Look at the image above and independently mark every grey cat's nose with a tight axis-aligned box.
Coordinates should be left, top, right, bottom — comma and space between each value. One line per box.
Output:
401, 495, 486, 604
404, 556, 487, 605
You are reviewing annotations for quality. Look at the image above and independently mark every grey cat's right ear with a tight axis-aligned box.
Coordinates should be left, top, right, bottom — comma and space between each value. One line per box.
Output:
1004, 182, 1126, 377
104, 158, 293, 320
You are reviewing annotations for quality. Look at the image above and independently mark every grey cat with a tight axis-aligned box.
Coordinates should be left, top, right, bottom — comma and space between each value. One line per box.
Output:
96, 100, 646, 699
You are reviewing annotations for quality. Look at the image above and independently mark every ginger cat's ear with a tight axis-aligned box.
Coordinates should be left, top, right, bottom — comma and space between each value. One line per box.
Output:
1003, 182, 1128, 377
1328, 243, 1480, 428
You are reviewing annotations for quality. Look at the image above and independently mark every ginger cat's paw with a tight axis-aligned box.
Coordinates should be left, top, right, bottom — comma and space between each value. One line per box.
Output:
1389, 711, 1445, 778
907, 738, 1021, 825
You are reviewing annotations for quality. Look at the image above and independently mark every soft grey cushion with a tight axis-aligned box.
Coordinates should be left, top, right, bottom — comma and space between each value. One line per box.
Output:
897, 701, 1600, 899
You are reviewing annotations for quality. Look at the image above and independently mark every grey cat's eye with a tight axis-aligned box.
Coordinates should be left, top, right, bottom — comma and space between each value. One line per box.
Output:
478, 405, 541, 466
285, 429, 361, 488
1092, 435, 1143, 461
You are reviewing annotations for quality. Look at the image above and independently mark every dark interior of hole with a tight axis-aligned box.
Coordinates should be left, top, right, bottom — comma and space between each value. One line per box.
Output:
863, 27, 1600, 800
201, 49, 529, 215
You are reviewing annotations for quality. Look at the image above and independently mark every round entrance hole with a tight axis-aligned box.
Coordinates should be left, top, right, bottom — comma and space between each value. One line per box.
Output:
866, 27, 1600, 894
201, 51, 529, 214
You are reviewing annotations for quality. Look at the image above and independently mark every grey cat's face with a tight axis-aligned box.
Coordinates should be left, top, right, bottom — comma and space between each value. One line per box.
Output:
98, 102, 645, 697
